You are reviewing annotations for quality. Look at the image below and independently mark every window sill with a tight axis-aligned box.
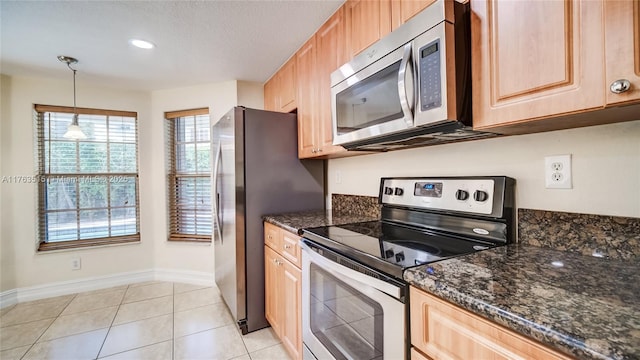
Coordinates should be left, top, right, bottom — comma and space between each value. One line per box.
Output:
38, 235, 140, 252
168, 235, 211, 243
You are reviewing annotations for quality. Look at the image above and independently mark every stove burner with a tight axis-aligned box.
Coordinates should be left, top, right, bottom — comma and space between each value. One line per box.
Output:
389, 240, 441, 256
337, 222, 381, 237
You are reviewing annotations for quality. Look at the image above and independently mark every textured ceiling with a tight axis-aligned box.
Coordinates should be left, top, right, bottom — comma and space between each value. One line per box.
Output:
0, 0, 343, 91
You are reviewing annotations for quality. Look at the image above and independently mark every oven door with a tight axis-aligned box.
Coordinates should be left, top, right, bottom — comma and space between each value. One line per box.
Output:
301, 240, 406, 360
331, 42, 416, 147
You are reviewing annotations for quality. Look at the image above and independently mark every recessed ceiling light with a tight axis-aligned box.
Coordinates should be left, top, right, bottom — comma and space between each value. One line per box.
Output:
129, 39, 155, 49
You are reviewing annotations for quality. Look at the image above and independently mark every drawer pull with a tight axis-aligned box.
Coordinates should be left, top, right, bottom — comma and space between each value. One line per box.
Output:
284, 244, 292, 249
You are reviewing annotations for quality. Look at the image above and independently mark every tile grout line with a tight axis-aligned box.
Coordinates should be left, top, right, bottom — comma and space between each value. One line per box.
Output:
18, 292, 79, 360
95, 283, 130, 359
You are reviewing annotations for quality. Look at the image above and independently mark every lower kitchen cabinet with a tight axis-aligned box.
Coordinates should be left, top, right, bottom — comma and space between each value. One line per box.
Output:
264, 222, 302, 360
410, 286, 573, 360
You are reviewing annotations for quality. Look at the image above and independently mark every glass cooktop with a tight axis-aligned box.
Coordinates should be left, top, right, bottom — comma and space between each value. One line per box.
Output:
302, 221, 496, 279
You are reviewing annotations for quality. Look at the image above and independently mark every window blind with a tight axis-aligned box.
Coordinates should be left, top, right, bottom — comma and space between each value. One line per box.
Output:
35, 105, 140, 251
166, 108, 212, 242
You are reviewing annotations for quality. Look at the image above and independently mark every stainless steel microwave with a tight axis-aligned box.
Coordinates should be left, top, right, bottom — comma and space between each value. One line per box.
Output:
331, 0, 489, 151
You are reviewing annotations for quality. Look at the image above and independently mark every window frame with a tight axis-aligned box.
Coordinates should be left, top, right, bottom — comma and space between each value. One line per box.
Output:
35, 104, 140, 251
165, 108, 212, 243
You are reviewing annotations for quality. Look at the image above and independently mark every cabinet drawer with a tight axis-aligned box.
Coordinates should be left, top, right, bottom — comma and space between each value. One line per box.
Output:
281, 230, 302, 268
410, 287, 573, 360
264, 222, 281, 250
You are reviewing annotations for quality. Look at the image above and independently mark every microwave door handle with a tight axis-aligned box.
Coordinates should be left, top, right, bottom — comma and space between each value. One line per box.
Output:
398, 42, 414, 127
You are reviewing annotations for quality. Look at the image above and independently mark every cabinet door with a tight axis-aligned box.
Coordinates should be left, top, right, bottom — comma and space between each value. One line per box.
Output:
264, 77, 277, 111
391, 0, 435, 30
345, 0, 392, 58
264, 246, 282, 337
316, 7, 348, 156
471, 0, 604, 132
604, 0, 640, 105
282, 260, 302, 360
279, 58, 298, 112
296, 36, 319, 158
410, 287, 573, 360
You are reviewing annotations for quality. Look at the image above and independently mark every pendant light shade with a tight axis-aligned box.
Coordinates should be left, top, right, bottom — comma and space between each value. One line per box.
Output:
58, 55, 86, 140
63, 114, 86, 139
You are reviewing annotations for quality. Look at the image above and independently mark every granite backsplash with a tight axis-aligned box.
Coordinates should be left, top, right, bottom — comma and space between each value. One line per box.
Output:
331, 194, 381, 218
518, 208, 640, 260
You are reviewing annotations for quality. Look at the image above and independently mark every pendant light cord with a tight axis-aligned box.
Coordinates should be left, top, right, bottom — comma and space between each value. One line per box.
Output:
66, 62, 78, 121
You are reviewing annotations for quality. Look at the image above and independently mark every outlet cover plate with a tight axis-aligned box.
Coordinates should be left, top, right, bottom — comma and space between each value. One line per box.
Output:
545, 154, 572, 189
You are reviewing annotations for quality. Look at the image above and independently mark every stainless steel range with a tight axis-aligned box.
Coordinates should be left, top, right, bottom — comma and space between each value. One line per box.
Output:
300, 176, 515, 360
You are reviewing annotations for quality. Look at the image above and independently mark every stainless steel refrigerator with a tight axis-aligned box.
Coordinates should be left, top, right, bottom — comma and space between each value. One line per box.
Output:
212, 107, 324, 334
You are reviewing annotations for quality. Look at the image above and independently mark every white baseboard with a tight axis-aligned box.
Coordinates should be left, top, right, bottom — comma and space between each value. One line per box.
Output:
0, 268, 215, 308
0, 289, 18, 308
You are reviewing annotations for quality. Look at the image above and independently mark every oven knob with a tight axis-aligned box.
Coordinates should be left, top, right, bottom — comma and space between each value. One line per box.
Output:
455, 189, 469, 201
384, 187, 394, 195
394, 187, 404, 196
395, 252, 405, 263
473, 190, 489, 202
384, 249, 394, 259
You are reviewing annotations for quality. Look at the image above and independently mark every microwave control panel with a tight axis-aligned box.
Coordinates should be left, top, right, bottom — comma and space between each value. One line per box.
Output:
419, 39, 442, 111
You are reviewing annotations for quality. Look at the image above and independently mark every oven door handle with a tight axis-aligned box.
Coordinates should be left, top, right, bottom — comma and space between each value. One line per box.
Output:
301, 241, 403, 300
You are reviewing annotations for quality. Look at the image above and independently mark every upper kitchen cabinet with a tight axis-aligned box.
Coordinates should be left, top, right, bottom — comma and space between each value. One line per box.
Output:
264, 57, 297, 113
344, 0, 392, 58
296, 36, 320, 158
604, 0, 640, 105
391, 0, 435, 30
316, 7, 348, 156
471, 0, 605, 133
472, 0, 640, 134
297, 9, 349, 159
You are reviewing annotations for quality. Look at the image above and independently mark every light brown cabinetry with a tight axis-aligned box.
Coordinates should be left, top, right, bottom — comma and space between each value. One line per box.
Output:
604, 0, 640, 105
391, 0, 435, 30
295, 37, 319, 159
345, 0, 392, 58
472, 0, 640, 134
297, 8, 349, 159
410, 286, 573, 360
264, 222, 302, 360
264, 58, 297, 113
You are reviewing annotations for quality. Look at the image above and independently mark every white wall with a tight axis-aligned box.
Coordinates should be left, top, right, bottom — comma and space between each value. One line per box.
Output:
0, 75, 264, 293
1, 75, 15, 291
149, 81, 264, 274
0, 76, 153, 291
327, 120, 640, 218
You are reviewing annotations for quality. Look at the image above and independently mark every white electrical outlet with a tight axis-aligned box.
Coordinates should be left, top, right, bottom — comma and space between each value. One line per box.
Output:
71, 256, 81, 271
335, 170, 342, 184
545, 154, 572, 189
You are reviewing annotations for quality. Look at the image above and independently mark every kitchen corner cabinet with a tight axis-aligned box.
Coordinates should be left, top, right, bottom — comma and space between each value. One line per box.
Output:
264, 58, 297, 113
471, 0, 640, 135
410, 287, 573, 360
296, 36, 320, 159
264, 222, 302, 360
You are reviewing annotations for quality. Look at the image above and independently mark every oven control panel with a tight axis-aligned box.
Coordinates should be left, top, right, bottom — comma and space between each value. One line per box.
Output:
380, 177, 508, 216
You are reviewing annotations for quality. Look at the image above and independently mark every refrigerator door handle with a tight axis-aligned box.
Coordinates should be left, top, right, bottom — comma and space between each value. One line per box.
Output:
212, 141, 223, 243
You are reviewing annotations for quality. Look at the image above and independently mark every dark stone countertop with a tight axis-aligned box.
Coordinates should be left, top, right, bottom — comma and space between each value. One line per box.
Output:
263, 210, 379, 235
404, 244, 640, 360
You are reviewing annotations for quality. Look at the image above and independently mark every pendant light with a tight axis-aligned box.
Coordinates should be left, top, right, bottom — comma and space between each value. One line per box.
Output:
58, 55, 86, 140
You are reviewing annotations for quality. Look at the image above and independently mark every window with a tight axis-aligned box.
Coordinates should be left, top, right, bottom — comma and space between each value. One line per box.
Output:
166, 108, 211, 242
35, 105, 140, 251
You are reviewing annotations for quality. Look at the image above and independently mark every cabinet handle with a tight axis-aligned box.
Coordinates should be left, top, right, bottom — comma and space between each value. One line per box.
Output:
318, 148, 323, 153
268, 235, 273, 239
610, 79, 631, 94
284, 244, 292, 249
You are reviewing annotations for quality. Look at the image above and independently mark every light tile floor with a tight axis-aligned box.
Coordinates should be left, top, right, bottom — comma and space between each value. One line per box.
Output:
0, 281, 291, 360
